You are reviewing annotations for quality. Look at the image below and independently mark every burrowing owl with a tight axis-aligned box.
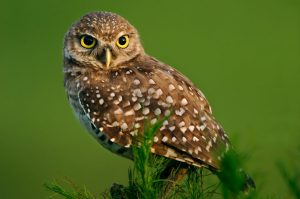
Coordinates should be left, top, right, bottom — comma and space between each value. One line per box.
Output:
64, 12, 234, 173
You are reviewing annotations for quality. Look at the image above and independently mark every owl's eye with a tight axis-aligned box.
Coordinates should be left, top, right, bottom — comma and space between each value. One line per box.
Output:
80, 35, 97, 49
116, 35, 129, 48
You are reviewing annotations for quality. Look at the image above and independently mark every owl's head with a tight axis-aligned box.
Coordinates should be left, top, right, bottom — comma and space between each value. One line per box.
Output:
64, 12, 144, 70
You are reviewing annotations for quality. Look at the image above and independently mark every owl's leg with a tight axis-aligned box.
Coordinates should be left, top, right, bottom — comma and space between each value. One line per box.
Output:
158, 161, 189, 198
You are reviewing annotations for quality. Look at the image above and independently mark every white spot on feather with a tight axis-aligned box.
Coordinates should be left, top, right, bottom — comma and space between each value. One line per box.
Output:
181, 98, 188, 106
133, 79, 140, 85
154, 108, 161, 116
162, 136, 168, 142
193, 136, 199, 142
114, 108, 123, 115
149, 79, 156, 84
166, 96, 173, 104
168, 84, 175, 91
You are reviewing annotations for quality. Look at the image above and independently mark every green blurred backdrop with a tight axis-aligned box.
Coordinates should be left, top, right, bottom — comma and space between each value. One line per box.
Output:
0, 0, 299, 198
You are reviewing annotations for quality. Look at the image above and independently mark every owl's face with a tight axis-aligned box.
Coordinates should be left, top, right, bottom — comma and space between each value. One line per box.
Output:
64, 12, 144, 70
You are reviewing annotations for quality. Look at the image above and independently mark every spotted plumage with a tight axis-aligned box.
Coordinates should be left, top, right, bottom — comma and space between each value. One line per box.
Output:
64, 12, 231, 172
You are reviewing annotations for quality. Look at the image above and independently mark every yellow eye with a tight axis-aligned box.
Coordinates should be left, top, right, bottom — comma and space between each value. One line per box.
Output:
116, 35, 129, 48
80, 35, 97, 49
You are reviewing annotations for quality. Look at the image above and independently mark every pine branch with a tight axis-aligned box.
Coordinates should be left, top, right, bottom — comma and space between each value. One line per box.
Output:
45, 179, 100, 199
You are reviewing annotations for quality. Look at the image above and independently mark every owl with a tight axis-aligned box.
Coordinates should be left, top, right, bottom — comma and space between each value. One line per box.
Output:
63, 11, 252, 186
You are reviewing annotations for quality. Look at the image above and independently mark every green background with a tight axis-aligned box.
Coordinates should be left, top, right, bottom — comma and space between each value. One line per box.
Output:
0, 0, 299, 198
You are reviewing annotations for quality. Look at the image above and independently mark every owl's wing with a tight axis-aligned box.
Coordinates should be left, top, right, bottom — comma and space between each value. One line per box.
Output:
77, 63, 230, 169
136, 64, 231, 169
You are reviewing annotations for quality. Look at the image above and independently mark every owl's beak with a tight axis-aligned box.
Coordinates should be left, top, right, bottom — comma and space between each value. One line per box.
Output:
98, 47, 112, 69
105, 48, 112, 68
